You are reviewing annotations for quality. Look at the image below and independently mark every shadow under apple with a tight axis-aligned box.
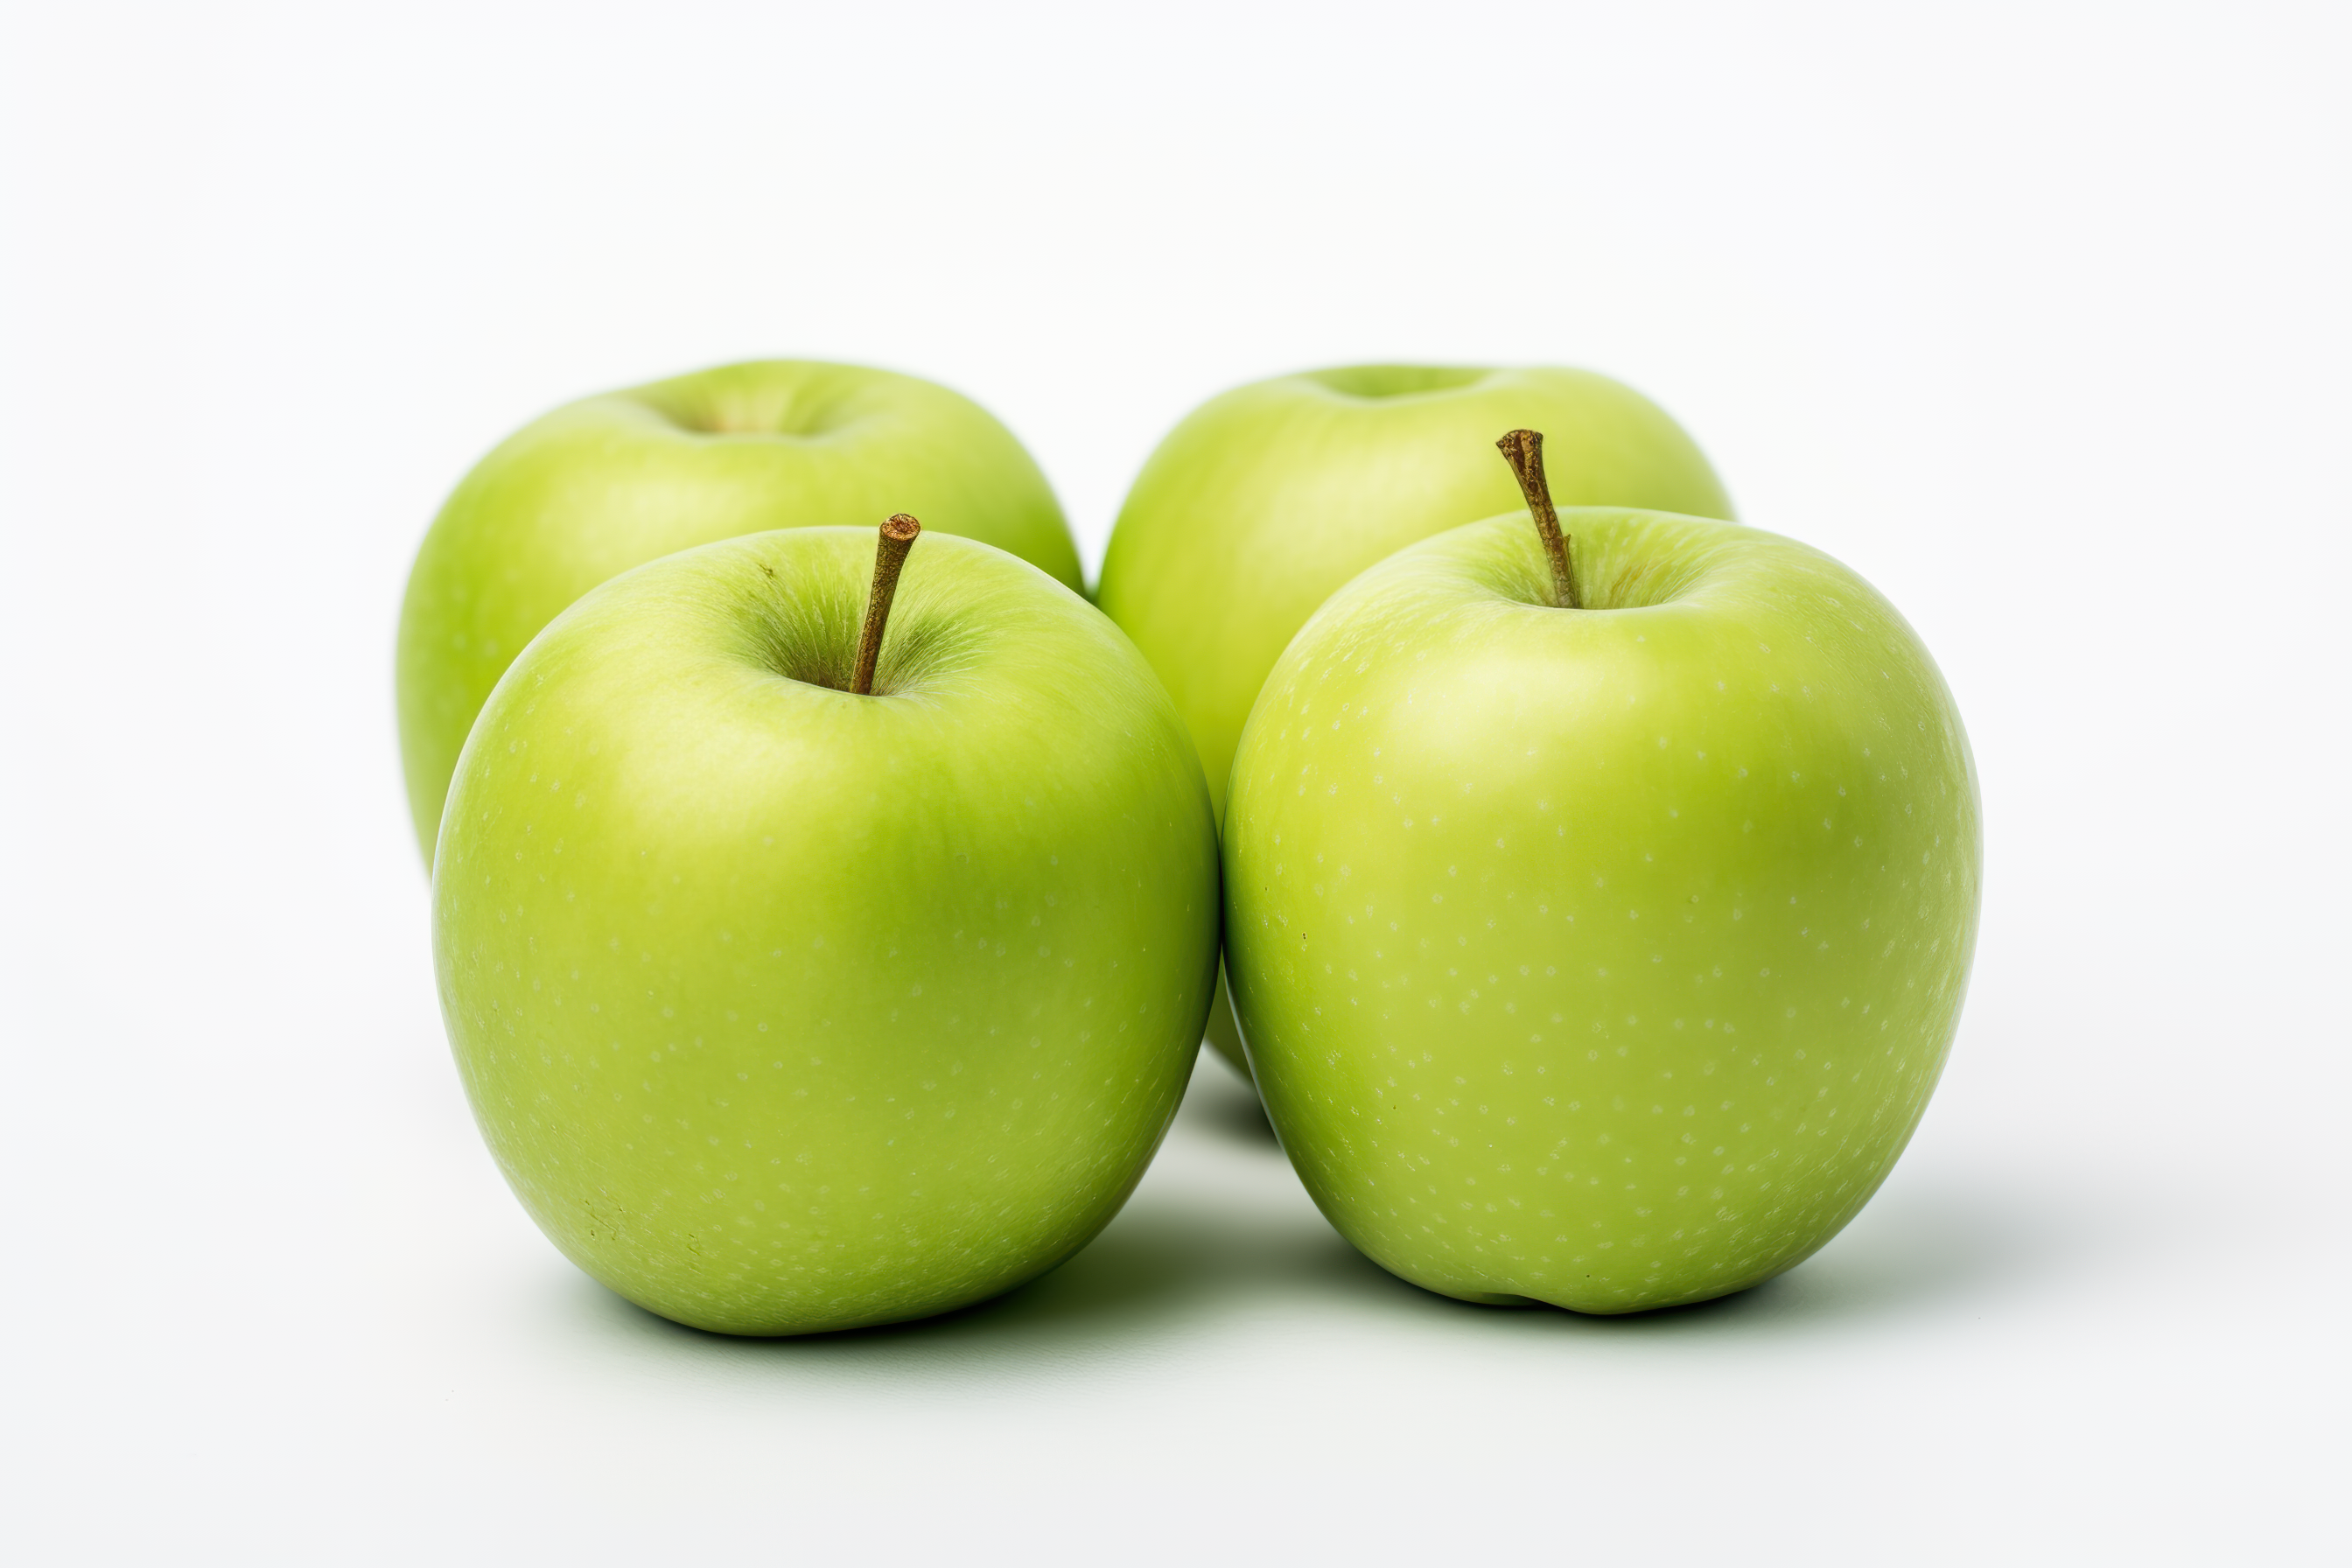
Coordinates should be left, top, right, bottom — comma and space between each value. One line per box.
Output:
569, 1166, 2078, 1385
569, 1193, 1381, 1382
558, 1051, 2092, 1372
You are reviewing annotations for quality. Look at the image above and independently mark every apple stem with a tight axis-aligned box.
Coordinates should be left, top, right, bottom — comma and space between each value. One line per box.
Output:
1496, 429, 1582, 609
852, 514, 921, 696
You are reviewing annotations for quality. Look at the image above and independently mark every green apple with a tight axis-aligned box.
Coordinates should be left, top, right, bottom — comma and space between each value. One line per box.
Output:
399, 359, 1082, 863
1222, 481, 1979, 1313
1097, 365, 1732, 824
1096, 366, 1733, 1072
432, 524, 1217, 1336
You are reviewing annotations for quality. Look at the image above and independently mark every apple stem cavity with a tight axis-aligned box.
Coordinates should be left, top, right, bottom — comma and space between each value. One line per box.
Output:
1496, 429, 1582, 610
852, 513, 922, 696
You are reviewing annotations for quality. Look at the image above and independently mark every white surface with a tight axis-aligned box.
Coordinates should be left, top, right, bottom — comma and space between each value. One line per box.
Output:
4, 3, 2347, 1561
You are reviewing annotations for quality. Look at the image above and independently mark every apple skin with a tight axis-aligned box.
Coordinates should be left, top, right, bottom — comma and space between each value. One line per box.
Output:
432, 528, 1216, 1336
1096, 366, 1732, 826
1096, 365, 1732, 1073
399, 360, 1083, 864
1222, 507, 1978, 1313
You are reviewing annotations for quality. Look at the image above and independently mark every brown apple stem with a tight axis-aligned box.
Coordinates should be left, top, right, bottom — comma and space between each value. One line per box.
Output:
1496, 429, 1581, 609
852, 514, 921, 695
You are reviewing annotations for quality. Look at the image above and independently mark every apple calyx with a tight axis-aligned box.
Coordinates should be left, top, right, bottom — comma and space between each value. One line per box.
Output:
852, 513, 922, 695
1495, 429, 1582, 609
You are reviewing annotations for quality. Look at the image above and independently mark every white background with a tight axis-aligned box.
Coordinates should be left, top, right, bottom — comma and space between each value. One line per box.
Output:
4, 2, 2347, 1561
